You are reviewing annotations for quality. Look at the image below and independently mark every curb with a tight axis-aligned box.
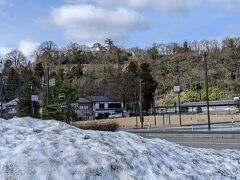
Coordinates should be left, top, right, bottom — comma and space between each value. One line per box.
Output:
135, 133, 240, 139
122, 130, 240, 139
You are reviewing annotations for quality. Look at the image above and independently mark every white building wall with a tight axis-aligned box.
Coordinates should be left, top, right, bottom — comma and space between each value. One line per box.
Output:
95, 103, 99, 109
105, 103, 108, 109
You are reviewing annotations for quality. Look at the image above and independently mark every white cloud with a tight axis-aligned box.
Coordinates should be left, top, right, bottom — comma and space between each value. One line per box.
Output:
67, 0, 240, 13
96, 0, 202, 13
19, 40, 40, 60
51, 0, 240, 45
208, 0, 240, 11
50, 4, 149, 43
0, 46, 11, 57
0, 40, 39, 62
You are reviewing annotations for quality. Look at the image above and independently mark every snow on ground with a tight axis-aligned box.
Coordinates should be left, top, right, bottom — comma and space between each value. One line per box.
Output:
0, 118, 239, 180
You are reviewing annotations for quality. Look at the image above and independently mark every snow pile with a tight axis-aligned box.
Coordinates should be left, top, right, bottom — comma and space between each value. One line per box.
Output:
0, 118, 239, 180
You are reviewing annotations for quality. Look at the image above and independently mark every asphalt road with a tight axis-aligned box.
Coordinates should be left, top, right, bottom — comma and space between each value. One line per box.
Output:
157, 122, 240, 132
121, 121, 240, 150
120, 122, 240, 132
151, 137, 240, 150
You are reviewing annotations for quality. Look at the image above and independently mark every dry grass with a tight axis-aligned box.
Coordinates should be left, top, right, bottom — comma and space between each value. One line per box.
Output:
74, 114, 240, 128
75, 121, 119, 132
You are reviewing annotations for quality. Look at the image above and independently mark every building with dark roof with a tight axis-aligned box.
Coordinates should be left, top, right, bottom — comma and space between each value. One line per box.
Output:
86, 96, 123, 103
72, 96, 124, 120
181, 100, 236, 108
154, 100, 238, 114
181, 100, 238, 114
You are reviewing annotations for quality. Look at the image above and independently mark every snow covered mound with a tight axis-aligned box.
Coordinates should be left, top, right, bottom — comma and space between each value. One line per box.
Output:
0, 118, 240, 180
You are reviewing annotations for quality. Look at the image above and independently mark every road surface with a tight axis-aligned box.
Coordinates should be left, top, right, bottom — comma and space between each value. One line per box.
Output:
120, 122, 240, 150
120, 122, 240, 132
147, 136, 240, 150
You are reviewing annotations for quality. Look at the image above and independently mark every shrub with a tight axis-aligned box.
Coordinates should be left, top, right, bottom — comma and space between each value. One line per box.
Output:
75, 121, 119, 132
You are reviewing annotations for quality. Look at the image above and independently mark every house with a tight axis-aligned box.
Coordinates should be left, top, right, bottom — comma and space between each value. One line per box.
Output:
5, 98, 18, 115
73, 96, 124, 120
0, 98, 18, 119
104, 38, 114, 51
180, 100, 238, 114
91, 39, 115, 52
91, 43, 103, 52
72, 98, 94, 120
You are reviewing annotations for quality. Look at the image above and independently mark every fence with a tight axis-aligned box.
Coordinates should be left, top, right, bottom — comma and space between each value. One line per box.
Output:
103, 113, 240, 128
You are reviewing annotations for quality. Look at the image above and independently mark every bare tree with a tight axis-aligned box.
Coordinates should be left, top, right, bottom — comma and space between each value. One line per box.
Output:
5, 49, 27, 69
35, 41, 58, 65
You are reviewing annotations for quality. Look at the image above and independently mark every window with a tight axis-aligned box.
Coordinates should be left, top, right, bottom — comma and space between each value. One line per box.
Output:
99, 104, 104, 109
79, 105, 89, 110
108, 103, 121, 109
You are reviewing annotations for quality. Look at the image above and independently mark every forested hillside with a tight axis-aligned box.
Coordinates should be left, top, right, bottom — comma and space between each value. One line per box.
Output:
1, 37, 240, 114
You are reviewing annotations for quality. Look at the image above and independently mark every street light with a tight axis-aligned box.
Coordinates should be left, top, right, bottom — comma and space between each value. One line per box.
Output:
203, 52, 211, 131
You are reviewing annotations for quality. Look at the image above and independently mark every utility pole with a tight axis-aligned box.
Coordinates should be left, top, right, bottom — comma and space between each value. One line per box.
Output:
0, 60, 3, 119
153, 101, 156, 126
177, 78, 182, 126
30, 86, 34, 117
134, 90, 138, 128
174, 64, 182, 126
46, 67, 50, 106
203, 52, 211, 131
139, 79, 144, 128
0, 76, 3, 119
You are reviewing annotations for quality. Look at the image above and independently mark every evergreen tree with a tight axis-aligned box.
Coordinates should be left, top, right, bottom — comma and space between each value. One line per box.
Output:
42, 79, 78, 121
17, 80, 40, 118
147, 47, 158, 60
42, 104, 63, 120
3, 60, 13, 75
20, 67, 34, 82
139, 63, 157, 111
182, 41, 190, 53
4, 67, 21, 101
34, 62, 44, 78
122, 61, 139, 104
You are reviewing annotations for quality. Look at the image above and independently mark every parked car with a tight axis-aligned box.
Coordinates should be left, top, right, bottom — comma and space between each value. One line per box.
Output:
109, 112, 122, 119
95, 113, 106, 120
143, 111, 150, 116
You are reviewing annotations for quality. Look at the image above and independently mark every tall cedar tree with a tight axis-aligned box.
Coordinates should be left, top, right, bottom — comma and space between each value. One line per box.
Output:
34, 62, 44, 78
4, 68, 21, 101
42, 79, 78, 120
17, 80, 40, 118
139, 63, 157, 111
122, 61, 139, 104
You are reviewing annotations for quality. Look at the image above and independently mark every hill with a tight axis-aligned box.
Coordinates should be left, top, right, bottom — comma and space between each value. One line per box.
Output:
2, 37, 240, 115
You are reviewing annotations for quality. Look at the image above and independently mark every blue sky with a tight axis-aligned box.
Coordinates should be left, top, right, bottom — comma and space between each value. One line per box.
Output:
0, 0, 240, 58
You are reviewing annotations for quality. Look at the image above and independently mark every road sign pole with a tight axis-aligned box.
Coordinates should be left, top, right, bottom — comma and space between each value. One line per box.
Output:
203, 53, 211, 131
174, 83, 181, 126
178, 90, 182, 126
